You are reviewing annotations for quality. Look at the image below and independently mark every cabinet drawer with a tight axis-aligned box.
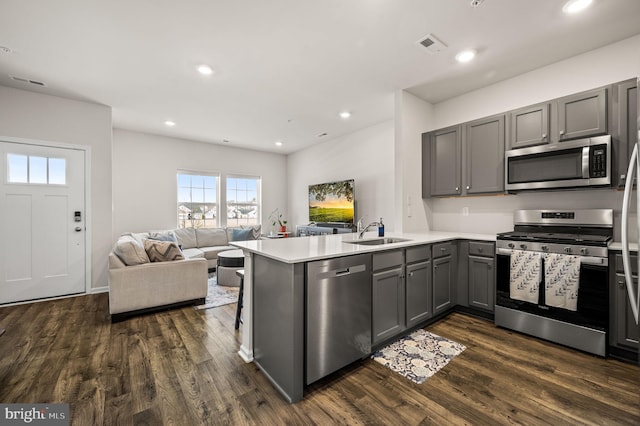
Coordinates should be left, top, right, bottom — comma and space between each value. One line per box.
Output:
373, 250, 404, 272
615, 254, 638, 274
469, 242, 494, 257
433, 242, 455, 258
406, 245, 431, 264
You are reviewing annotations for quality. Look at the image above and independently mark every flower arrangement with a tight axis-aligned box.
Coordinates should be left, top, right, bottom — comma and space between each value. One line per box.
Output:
269, 208, 288, 233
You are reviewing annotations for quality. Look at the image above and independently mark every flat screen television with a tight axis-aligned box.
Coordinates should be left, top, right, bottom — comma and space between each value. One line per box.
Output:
308, 179, 355, 225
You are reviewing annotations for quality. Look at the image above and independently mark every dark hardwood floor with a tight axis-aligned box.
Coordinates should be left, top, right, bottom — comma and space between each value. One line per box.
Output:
0, 293, 638, 425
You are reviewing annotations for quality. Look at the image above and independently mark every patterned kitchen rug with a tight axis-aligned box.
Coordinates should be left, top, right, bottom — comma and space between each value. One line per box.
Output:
194, 274, 239, 310
371, 329, 466, 384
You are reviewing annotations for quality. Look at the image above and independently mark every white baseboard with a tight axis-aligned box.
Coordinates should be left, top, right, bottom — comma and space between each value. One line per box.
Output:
238, 345, 254, 363
90, 286, 109, 294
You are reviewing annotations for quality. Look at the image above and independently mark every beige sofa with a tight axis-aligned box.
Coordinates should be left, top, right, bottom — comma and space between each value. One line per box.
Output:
108, 225, 260, 320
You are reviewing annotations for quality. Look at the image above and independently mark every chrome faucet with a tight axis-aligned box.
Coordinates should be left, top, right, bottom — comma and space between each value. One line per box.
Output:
358, 221, 379, 239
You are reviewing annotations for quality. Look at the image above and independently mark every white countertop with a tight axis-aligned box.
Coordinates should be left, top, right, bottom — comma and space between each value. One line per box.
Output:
609, 242, 638, 252
230, 231, 496, 264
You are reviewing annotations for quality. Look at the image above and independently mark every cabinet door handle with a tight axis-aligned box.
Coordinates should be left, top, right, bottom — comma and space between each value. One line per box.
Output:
559, 130, 565, 137
618, 279, 625, 289
455, 187, 459, 191
542, 133, 547, 140
466, 185, 470, 190
409, 272, 414, 277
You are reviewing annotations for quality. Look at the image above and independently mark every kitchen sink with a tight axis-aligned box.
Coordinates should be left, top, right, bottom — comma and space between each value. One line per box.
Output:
344, 237, 411, 246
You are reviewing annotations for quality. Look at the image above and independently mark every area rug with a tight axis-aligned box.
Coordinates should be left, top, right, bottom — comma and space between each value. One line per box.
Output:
371, 329, 466, 384
194, 274, 239, 310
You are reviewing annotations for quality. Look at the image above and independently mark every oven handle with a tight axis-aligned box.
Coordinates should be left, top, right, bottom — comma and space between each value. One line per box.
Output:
496, 248, 607, 266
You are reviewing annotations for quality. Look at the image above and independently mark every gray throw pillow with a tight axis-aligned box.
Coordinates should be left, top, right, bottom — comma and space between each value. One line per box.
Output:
148, 231, 178, 243
114, 235, 150, 266
231, 227, 254, 241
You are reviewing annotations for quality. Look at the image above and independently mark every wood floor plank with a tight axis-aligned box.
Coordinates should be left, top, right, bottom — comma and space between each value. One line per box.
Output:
1, 296, 638, 425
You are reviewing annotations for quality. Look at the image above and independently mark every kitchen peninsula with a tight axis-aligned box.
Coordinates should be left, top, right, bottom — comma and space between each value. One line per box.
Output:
231, 231, 495, 403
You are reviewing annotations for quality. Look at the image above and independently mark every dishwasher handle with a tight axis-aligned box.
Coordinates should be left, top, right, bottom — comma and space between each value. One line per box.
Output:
333, 264, 366, 277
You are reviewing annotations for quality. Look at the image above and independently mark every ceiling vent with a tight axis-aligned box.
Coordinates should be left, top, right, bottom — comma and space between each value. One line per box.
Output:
416, 33, 447, 55
9, 75, 46, 87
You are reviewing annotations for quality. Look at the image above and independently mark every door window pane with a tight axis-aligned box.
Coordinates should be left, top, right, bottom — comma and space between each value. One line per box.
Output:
7, 154, 28, 183
29, 156, 48, 184
48, 158, 66, 185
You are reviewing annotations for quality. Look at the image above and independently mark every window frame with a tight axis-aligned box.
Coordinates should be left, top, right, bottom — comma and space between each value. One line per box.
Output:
176, 170, 220, 229
224, 174, 262, 228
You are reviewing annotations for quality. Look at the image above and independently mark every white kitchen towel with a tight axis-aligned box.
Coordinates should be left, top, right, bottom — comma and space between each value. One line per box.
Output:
510, 250, 542, 304
544, 253, 581, 312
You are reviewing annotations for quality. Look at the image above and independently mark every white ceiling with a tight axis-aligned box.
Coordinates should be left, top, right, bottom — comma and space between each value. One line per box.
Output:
0, 0, 639, 154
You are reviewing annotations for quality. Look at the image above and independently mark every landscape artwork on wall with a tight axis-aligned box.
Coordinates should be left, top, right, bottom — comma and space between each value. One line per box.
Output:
308, 179, 355, 224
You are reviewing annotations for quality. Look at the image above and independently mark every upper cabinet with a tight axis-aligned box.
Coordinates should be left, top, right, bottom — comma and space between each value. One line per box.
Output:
613, 78, 638, 188
465, 114, 505, 194
509, 103, 550, 148
422, 116, 504, 197
557, 87, 608, 141
507, 86, 609, 150
423, 125, 462, 197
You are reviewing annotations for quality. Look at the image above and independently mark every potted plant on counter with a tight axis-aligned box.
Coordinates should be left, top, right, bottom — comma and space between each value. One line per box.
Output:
269, 208, 288, 235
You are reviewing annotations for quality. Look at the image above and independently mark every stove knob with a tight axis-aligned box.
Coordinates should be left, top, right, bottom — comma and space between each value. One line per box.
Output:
508, 243, 515, 249
564, 247, 572, 254
519, 244, 527, 250
580, 248, 588, 255
541, 245, 549, 252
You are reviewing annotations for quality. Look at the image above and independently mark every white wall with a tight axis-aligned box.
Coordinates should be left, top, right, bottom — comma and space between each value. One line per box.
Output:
112, 129, 287, 238
0, 85, 112, 290
394, 90, 435, 232
287, 120, 394, 231
401, 35, 640, 238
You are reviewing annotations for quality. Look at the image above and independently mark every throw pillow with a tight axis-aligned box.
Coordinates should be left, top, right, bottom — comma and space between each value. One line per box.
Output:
144, 239, 185, 262
114, 235, 150, 266
231, 227, 254, 241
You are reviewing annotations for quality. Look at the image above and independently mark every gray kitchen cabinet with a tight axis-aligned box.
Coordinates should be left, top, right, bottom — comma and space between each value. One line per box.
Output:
425, 125, 462, 196
613, 79, 637, 188
509, 102, 550, 149
556, 87, 608, 142
405, 245, 432, 328
372, 250, 406, 345
611, 254, 639, 353
464, 114, 505, 194
433, 242, 456, 316
507, 85, 609, 150
467, 241, 495, 312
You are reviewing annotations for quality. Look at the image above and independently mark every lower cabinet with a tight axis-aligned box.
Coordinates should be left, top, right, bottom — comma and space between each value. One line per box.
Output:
611, 253, 639, 353
406, 246, 432, 328
372, 250, 406, 345
468, 241, 495, 312
433, 242, 457, 316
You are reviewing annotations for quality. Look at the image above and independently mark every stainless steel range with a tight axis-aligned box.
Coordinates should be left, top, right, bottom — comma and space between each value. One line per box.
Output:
495, 209, 613, 356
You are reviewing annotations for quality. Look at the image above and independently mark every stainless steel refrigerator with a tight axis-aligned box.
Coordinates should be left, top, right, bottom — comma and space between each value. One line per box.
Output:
620, 75, 640, 366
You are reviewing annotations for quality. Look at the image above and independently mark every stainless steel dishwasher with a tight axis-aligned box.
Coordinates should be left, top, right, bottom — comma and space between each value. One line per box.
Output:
306, 253, 372, 385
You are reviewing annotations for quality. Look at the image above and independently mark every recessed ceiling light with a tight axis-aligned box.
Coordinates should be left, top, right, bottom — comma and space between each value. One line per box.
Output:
455, 49, 476, 63
563, 0, 592, 14
275, 141, 283, 147
196, 64, 213, 75
0, 46, 12, 54
164, 120, 176, 127
339, 111, 351, 119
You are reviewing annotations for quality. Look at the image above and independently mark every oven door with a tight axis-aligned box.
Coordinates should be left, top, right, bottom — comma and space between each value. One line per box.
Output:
496, 248, 608, 332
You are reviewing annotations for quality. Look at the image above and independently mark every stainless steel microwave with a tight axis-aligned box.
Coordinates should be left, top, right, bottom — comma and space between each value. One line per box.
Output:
505, 135, 611, 191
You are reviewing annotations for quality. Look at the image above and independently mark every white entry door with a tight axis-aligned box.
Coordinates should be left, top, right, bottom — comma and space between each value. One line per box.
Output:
0, 141, 86, 304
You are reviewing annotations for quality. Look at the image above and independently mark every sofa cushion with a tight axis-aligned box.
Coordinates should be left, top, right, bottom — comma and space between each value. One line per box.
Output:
148, 231, 178, 243
181, 247, 205, 259
173, 227, 198, 249
143, 240, 185, 262
231, 227, 253, 241
195, 228, 228, 247
114, 235, 150, 266
200, 245, 235, 260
